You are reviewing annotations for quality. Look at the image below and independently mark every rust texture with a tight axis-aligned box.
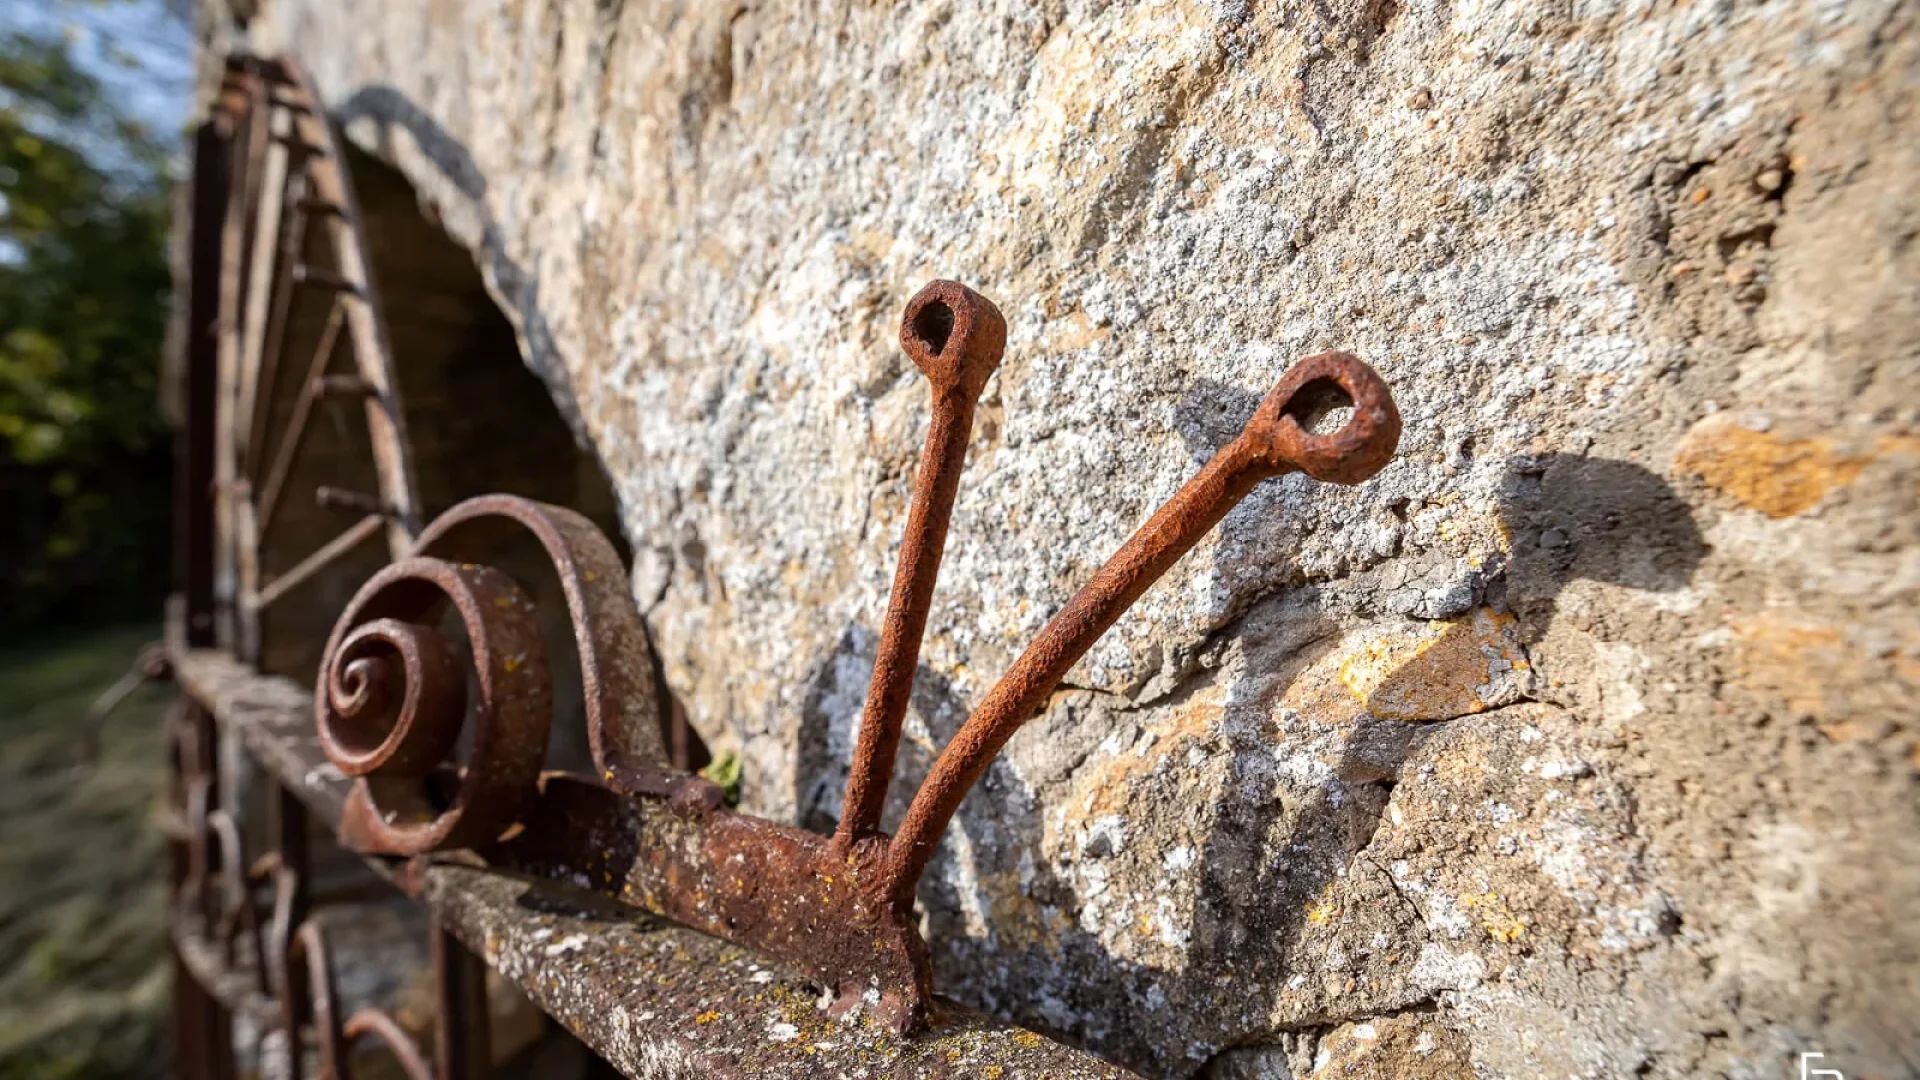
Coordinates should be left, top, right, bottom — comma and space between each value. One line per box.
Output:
320, 556, 553, 854
491, 774, 932, 1029
885, 349, 1401, 897
302, 285, 1400, 1035
311, 493, 931, 1025
286, 917, 436, 1080
836, 280, 1006, 848
408, 495, 669, 787
426, 863, 1141, 1080
206, 50, 426, 664
169, 644, 1144, 1077
181, 56, 1401, 1050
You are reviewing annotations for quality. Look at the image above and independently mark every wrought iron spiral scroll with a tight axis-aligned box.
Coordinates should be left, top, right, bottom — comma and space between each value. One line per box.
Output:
316, 495, 687, 857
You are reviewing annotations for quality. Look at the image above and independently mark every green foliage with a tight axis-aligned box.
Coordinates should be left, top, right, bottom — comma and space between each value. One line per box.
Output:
0, 29, 173, 635
700, 748, 744, 807
0, 626, 169, 1080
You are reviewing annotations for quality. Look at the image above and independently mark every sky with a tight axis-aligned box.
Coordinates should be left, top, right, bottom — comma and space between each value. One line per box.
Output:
0, 0, 193, 141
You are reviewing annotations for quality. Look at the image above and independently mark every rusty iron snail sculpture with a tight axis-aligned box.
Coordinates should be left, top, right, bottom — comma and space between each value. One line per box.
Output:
313, 280, 1402, 1031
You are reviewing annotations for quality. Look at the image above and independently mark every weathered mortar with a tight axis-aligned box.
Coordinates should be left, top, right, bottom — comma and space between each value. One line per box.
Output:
232, 0, 1917, 1076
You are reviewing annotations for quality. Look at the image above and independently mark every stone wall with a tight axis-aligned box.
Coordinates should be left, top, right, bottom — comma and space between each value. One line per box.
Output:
233, 1, 1917, 1076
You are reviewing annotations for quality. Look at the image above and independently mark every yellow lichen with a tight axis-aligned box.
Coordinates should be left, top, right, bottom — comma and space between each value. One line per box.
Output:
1671, 415, 1918, 518
1460, 891, 1525, 943
1728, 617, 1857, 722
1338, 608, 1527, 721
1304, 896, 1338, 925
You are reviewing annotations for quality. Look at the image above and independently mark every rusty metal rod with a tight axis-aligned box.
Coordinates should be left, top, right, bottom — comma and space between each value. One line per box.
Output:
269, 781, 310, 937
432, 918, 491, 1080
242, 156, 311, 480
289, 920, 345, 1080
348, 1009, 435, 1080
250, 512, 384, 610
256, 297, 345, 530
236, 97, 295, 481
883, 352, 1401, 901
283, 56, 423, 553
292, 263, 358, 294
836, 281, 1005, 847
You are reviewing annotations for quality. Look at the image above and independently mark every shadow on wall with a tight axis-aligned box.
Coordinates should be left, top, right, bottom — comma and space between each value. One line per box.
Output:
1496, 450, 1707, 643
798, 380, 1711, 1074
330, 85, 587, 441
792, 624, 972, 838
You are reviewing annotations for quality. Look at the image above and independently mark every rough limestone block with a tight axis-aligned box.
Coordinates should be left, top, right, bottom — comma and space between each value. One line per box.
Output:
240, 0, 1919, 1075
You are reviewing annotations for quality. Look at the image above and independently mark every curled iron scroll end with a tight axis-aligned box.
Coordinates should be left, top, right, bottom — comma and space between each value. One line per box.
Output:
315, 494, 676, 857
315, 554, 553, 856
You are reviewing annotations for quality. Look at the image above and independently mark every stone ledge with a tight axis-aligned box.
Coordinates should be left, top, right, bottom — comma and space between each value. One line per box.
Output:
169, 645, 1138, 1080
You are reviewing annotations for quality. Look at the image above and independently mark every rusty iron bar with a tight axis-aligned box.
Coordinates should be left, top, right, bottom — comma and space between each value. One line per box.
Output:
259, 855, 309, 1080
211, 68, 273, 651
278, 54, 423, 554
256, 297, 346, 529
884, 350, 1400, 899
252, 512, 386, 611
270, 783, 310, 931
835, 280, 1005, 849
283, 914, 437, 1080
164, 599, 440, 1080
293, 263, 359, 294
206, 809, 271, 986
431, 920, 491, 1080
243, 115, 315, 481
491, 772, 932, 1028
287, 920, 345, 1079
169, 53, 446, 1080
268, 507, 379, 589
167, 696, 239, 1079
171, 733, 441, 1080
349, 1008, 436, 1080
300, 284, 1401, 1034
